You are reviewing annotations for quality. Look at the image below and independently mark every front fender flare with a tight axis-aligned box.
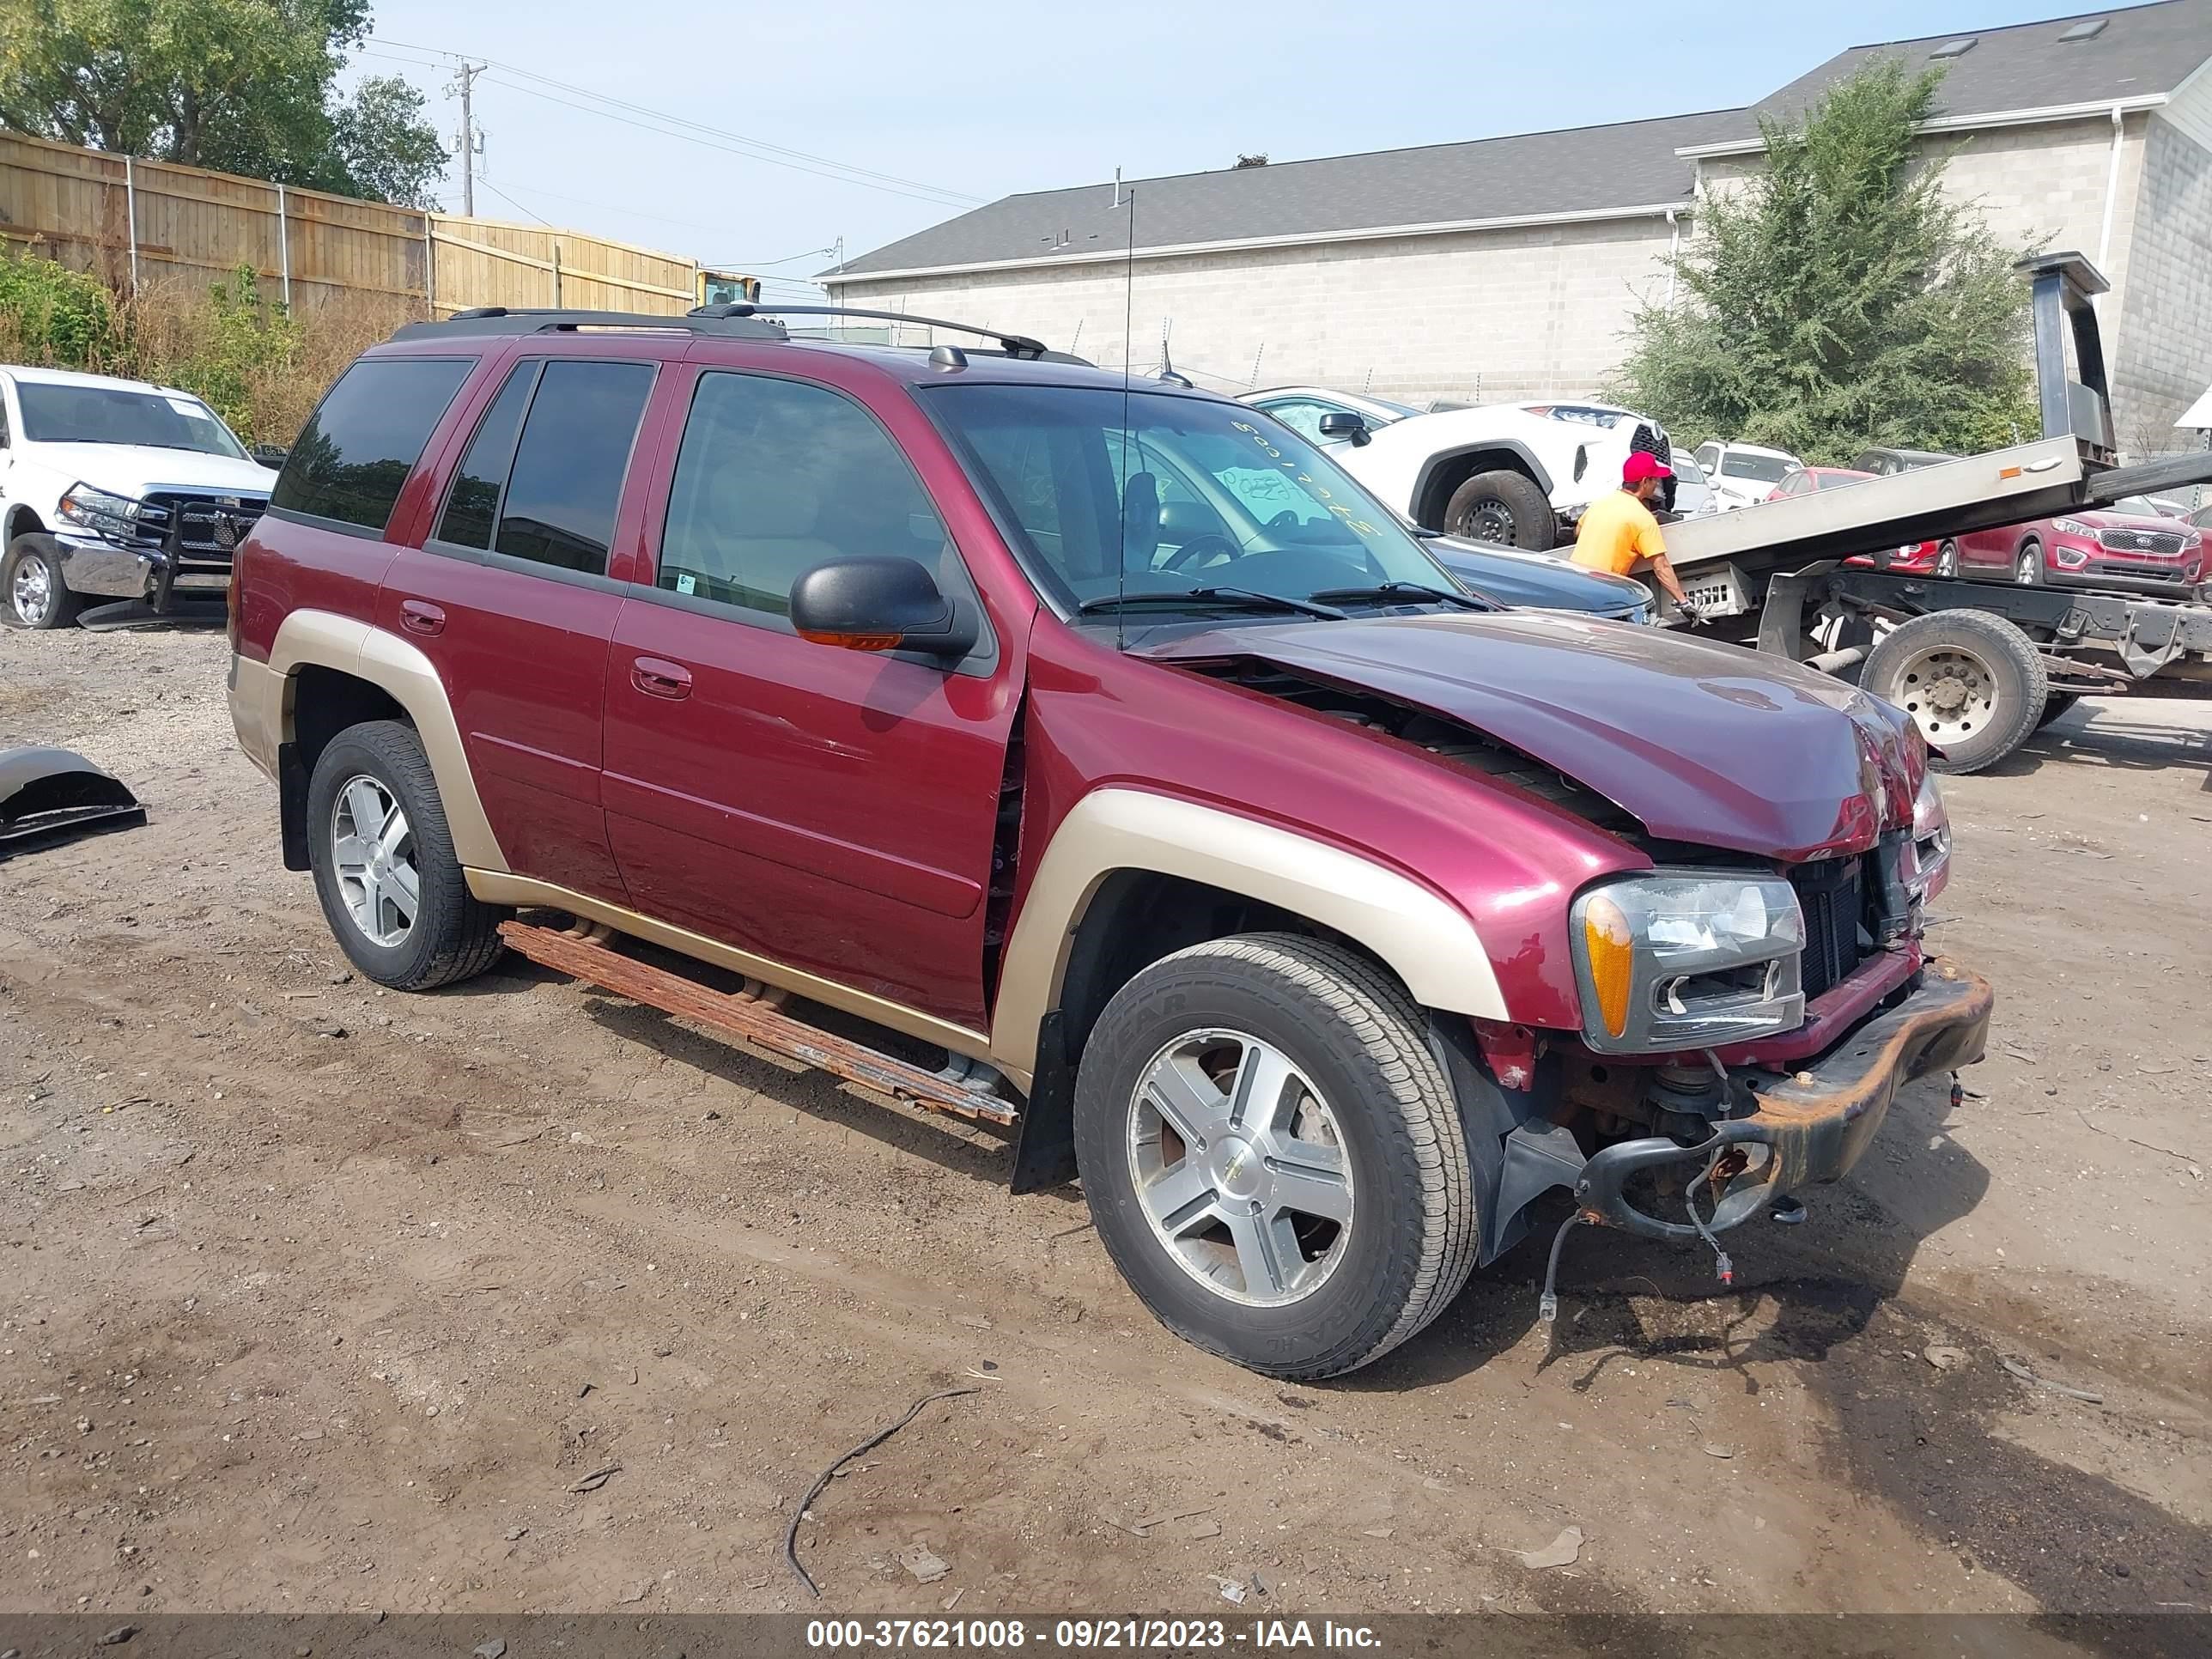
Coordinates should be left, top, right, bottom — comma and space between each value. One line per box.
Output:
989, 787, 1506, 1080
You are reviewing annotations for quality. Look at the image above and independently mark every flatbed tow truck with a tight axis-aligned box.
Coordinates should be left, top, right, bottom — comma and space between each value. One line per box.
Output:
1661, 252, 2212, 773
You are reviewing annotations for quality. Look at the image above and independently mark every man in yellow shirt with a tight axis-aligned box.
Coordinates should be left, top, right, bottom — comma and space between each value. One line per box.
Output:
1572, 451, 1696, 618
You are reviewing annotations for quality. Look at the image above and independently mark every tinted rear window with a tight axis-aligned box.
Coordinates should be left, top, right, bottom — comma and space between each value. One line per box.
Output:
492, 360, 655, 576
272, 357, 473, 532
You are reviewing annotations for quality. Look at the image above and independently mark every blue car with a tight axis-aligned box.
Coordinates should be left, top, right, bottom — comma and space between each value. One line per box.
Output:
1424, 534, 1652, 624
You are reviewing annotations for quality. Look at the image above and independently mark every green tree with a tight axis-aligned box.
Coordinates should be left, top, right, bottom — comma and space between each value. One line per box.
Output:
0, 1, 447, 207
1612, 58, 2037, 465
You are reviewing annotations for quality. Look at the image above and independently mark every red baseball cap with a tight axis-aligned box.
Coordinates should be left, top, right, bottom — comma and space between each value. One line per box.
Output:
1624, 452, 1674, 484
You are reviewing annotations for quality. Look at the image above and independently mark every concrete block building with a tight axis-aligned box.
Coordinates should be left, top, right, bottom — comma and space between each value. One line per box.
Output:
824, 3, 2212, 449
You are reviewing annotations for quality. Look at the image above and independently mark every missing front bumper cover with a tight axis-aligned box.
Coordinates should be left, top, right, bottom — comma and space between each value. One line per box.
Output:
1573, 960, 1992, 1244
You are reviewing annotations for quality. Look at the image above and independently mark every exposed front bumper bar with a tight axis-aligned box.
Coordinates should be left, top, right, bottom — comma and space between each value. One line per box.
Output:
1574, 958, 1992, 1243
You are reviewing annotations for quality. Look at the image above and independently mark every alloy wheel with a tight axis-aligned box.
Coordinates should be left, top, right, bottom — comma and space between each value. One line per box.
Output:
10, 554, 53, 625
330, 775, 420, 948
1126, 1029, 1354, 1306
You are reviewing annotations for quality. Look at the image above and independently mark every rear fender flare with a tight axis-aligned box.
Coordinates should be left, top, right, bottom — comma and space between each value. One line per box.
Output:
245, 608, 507, 872
990, 787, 1506, 1080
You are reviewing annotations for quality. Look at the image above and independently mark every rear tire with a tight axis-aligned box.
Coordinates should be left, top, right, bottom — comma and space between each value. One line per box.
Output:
3, 535, 82, 630
1863, 610, 2048, 775
1444, 470, 1555, 550
1073, 933, 1478, 1379
306, 720, 507, 990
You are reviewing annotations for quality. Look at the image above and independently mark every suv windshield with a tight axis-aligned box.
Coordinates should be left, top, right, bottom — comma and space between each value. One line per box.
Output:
16, 381, 249, 459
930, 383, 1456, 614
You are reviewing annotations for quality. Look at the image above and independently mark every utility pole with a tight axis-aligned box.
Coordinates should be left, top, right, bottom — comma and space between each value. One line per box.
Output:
451, 60, 487, 218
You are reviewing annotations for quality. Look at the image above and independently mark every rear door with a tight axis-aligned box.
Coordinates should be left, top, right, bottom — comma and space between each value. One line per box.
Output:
377, 344, 662, 900
601, 358, 1024, 1031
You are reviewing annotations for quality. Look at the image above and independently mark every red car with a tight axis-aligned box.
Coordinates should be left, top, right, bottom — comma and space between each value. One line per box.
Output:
221, 305, 1991, 1378
1790, 469, 1946, 572
1943, 495, 2203, 594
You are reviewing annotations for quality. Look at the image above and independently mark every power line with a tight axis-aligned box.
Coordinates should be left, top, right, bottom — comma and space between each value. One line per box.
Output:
368, 35, 983, 208
472, 177, 554, 228
483, 76, 976, 210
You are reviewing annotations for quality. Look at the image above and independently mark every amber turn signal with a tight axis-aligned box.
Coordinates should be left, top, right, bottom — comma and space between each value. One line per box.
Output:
797, 630, 902, 652
1582, 893, 1635, 1039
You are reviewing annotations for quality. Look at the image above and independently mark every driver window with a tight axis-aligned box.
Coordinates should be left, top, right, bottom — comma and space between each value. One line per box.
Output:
659, 370, 968, 622
1256, 399, 1334, 444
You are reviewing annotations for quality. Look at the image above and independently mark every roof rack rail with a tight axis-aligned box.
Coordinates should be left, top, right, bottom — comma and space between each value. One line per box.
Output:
691, 302, 1073, 363
390, 307, 787, 342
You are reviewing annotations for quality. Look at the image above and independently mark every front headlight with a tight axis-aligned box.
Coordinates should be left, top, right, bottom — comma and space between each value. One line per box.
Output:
1911, 772, 1951, 901
58, 483, 146, 542
2052, 517, 2096, 537
1570, 872, 1805, 1052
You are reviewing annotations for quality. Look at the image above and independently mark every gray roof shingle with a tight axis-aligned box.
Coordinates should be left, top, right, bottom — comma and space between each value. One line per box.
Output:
828, 109, 1747, 278
1696, 0, 2212, 147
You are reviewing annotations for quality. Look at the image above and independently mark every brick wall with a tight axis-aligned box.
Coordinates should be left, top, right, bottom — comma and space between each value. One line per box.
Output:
2112, 107, 2212, 450
836, 215, 1681, 406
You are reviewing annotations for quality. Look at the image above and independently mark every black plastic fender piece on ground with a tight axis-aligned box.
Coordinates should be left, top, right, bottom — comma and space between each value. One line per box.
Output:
0, 746, 146, 858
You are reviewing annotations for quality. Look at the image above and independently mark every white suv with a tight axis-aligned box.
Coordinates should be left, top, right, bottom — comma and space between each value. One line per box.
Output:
1243, 388, 1677, 550
0, 365, 278, 629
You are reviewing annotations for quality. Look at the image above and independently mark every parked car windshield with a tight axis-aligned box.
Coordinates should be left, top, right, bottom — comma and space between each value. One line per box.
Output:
2112, 495, 2185, 520
1720, 453, 1794, 483
1666, 450, 1705, 484
15, 381, 250, 459
930, 383, 1458, 613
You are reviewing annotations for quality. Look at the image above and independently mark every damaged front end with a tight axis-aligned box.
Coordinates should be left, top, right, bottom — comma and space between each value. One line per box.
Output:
0, 747, 146, 858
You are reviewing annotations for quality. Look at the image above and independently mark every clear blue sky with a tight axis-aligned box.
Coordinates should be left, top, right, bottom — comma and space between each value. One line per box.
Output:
351, 0, 2118, 300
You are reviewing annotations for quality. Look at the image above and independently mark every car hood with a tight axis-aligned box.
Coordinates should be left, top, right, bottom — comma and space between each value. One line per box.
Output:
1138, 612, 1919, 862
1425, 537, 1650, 616
22, 442, 276, 499
2072, 508, 2194, 532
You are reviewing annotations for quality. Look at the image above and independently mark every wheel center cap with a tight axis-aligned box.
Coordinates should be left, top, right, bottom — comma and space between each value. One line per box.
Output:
1211, 1133, 1265, 1201
1928, 675, 1971, 714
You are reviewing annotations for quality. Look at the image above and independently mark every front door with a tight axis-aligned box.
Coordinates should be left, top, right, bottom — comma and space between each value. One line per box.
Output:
378, 351, 659, 901
601, 365, 1021, 1031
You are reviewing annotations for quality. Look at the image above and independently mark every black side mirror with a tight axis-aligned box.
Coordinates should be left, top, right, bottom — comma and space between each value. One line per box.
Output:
251, 444, 289, 469
1317, 411, 1371, 447
789, 556, 977, 659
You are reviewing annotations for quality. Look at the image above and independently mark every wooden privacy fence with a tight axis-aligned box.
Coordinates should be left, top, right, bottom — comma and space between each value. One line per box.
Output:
1, 129, 710, 317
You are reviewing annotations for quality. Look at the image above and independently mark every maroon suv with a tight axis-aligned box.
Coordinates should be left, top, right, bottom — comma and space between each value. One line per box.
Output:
227, 306, 1991, 1379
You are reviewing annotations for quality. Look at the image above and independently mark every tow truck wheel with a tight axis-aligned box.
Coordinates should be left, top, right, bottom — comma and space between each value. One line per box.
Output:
3, 535, 82, 630
1443, 471, 1555, 550
1863, 610, 2049, 775
1073, 933, 1477, 1379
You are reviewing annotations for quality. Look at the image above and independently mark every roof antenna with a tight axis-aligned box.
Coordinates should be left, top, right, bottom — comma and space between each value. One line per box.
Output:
1115, 185, 1138, 651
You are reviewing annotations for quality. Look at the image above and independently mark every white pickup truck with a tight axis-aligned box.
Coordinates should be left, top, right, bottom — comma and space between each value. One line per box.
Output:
1, 364, 278, 629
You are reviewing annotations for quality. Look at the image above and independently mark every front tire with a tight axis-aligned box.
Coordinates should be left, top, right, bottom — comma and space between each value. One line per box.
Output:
2015, 542, 2045, 586
1935, 541, 1960, 578
306, 720, 507, 989
3, 535, 82, 630
1863, 611, 2049, 775
1444, 470, 1555, 550
1073, 933, 1477, 1379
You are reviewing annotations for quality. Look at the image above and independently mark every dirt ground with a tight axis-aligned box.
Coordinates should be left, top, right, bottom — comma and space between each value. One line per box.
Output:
2, 622, 2207, 1623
